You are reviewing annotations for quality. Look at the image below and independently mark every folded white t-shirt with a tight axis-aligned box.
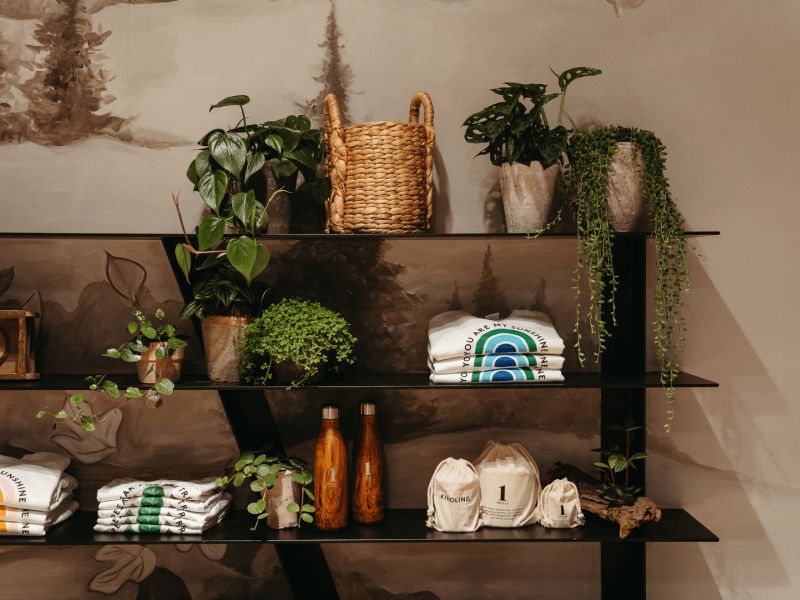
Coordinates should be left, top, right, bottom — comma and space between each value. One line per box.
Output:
97, 493, 224, 513
428, 352, 565, 374
0, 494, 78, 525
97, 495, 230, 525
0, 500, 79, 535
97, 477, 220, 503
93, 508, 227, 534
0, 452, 71, 512
428, 310, 565, 361
430, 368, 565, 384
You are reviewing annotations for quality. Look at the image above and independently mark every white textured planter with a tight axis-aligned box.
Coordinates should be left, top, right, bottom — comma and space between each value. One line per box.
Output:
498, 162, 560, 233
605, 142, 646, 232
259, 471, 302, 529
200, 316, 249, 382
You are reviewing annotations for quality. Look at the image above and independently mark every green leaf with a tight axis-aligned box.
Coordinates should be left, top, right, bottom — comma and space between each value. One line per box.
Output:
215, 478, 225, 487
247, 502, 260, 515
193, 150, 213, 179
248, 244, 269, 283
233, 473, 246, 487
537, 126, 569, 165
253, 454, 266, 465
556, 66, 602, 93
208, 131, 247, 180
263, 472, 276, 487
141, 326, 158, 339
80, 419, 96, 432
198, 170, 228, 213
269, 463, 281, 474
210, 95, 250, 110
303, 488, 314, 500
278, 128, 302, 153
256, 464, 270, 477
302, 471, 313, 485
243, 153, 265, 183
302, 504, 315, 513
126, 322, 138, 334
130, 339, 149, 353
198, 128, 224, 146
69, 392, 83, 406
284, 147, 319, 172
154, 309, 165, 319
257, 513, 269, 520
155, 378, 174, 395
125, 387, 143, 399
241, 451, 255, 464
102, 381, 120, 398
232, 191, 256, 225
55, 410, 68, 419
300, 513, 313, 523
120, 348, 141, 362
36, 411, 45, 418
296, 115, 311, 133
235, 459, 247, 471
197, 216, 227, 251
630, 452, 649, 461
155, 347, 165, 360
168, 338, 188, 350
250, 480, 266, 492
270, 157, 297, 179
593, 462, 610, 470
261, 133, 283, 155
227, 236, 258, 283
311, 176, 332, 205
103, 349, 121, 359
256, 499, 266, 512
286, 503, 300, 513
174, 244, 192, 284
290, 472, 304, 485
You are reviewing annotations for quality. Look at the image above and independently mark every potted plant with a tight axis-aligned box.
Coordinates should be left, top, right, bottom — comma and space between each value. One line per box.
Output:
37, 309, 178, 431
592, 419, 649, 506
237, 298, 356, 389
216, 445, 314, 529
540, 126, 695, 430
462, 67, 601, 232
179, 273, 273, 382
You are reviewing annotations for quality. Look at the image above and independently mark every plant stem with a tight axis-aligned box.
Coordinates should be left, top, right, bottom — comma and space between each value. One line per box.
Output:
557, 91, 566, 127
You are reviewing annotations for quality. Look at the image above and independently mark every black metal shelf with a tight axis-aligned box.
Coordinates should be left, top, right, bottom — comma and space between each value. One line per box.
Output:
0, 372, 719, 391
0, 508, 718, 546
0, 231, 720, 239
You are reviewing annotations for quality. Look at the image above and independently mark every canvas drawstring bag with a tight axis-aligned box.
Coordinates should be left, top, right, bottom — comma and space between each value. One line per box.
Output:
425, 458, 483, 532
538, 478, 585, 528
473, 441, 541, 527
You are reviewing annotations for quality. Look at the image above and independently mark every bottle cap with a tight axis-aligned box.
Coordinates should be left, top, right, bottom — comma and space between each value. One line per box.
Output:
360, 402, 376, 416
321, 404, 339, 420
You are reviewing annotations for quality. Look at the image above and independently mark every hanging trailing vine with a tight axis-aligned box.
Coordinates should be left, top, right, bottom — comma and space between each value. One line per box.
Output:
541, 126, 695, 431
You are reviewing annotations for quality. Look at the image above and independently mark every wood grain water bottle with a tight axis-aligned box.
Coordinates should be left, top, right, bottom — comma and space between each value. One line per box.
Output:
352, 401, 385, 524
314, 403, 348, 531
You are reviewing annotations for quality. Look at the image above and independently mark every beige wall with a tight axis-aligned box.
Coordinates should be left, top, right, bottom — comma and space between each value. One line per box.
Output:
2, 0, 799, 598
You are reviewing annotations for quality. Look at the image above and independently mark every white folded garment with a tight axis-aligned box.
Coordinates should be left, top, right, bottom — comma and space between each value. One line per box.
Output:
430, 368, 565, 384
428, 310, 565, 361
428, 352, 565, 374
97, 477, 220, 503
97, 495, 230, 525
93, 507, 228, 534
0, 494, 78, 525
97, 493, 224, 513
0, 500, 79, 535
0, 452, 71, 512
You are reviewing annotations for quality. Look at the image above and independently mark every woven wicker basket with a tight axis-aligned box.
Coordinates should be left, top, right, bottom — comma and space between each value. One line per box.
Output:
323, 92, 435, 234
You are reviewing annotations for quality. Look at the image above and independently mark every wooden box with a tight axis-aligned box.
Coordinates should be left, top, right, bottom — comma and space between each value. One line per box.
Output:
0, 310, 39, 380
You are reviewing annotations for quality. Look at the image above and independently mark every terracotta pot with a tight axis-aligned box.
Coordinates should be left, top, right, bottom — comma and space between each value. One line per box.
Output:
136, 341, 184, 384
200, 316, 249, 382
605, 142, 646, 232
258, 471, 303, 529
272, 357, 328, 385
498, 161, 560, 233
606, 498, 635, 508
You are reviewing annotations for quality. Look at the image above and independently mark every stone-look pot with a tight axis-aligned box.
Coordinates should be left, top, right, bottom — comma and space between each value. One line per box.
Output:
605, 142, 646, 232
200, 316, 249, 382
498, 161, 560, 233
136, 342, 184, 384
259, 471, 302, 529
272, 357, 328, 386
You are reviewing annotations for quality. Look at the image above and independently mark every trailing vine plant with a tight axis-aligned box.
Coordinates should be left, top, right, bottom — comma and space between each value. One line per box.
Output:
537, 126, 696, 431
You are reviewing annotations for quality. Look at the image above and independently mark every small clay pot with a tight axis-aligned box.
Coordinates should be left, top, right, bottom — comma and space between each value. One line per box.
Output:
258, 471, 303, 529
136, 341, 184, 384
201, 316, 249, 382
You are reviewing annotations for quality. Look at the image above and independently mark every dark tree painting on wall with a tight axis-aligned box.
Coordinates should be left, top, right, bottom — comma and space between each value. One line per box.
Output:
0, 0, 178, 146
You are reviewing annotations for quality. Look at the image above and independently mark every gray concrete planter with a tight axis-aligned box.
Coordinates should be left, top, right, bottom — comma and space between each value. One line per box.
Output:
200, 315, 249, 382
605, 142, 646, 232
498, 161, 560, 233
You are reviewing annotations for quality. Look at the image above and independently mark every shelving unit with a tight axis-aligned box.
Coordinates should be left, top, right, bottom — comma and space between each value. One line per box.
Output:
0, 231, 719, 600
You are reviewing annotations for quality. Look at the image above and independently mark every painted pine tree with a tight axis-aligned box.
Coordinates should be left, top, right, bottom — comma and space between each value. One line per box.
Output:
448, 280, 463, 311
472, 245, 510, 319
295, 0, 356, 128
17, 0, 128, 144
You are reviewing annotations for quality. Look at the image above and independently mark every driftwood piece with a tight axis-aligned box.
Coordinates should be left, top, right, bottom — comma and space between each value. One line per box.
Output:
543, 462, 661, 539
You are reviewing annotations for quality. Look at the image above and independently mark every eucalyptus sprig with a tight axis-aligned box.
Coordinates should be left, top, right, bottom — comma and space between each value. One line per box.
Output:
536, 126, 696, 431
216, 446, 315, 529
592, 418, 649, 503
36, 310, 178, 430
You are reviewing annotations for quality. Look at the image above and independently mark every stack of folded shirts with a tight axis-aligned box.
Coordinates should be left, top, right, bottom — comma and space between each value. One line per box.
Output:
93, 477, 230, 534
427, 310, 566, 384
0, 452, 80, 536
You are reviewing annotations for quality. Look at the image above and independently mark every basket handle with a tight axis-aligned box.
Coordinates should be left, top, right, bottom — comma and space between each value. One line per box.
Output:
323, 93, 343, 131
409, 92, 434, 127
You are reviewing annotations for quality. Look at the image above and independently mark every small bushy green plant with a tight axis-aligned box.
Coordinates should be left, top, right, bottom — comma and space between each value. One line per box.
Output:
592, 418, 649, 503
179, 273, 272, 320
237, 298, 356, 388
217, 445, 314, 530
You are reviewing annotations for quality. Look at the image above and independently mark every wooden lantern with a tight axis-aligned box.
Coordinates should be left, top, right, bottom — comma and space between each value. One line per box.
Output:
0, 311, 39, 380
